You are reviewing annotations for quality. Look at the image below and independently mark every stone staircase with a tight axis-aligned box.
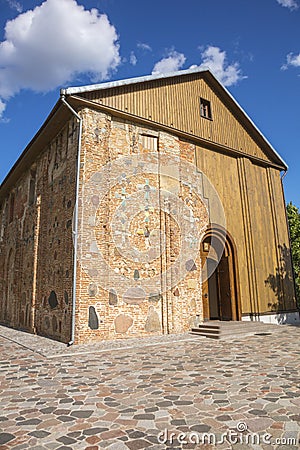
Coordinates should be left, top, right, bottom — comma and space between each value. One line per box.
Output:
191, 320, 277, 340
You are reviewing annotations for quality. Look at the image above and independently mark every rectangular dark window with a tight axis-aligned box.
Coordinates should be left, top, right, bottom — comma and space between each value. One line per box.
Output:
200, 98, 212, 120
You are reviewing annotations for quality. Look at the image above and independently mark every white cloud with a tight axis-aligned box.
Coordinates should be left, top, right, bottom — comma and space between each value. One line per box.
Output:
276, 0, 299, 10
6, 0, 23, 13
151, 46, 245, 87
137, 42, 152, 52
195, 46, 245, 86
152, 50, 186, 75
130, 51, 137, 66
0, 0, 120, 118
287, 53, 300, 66
282, 52, 300, 70
0, 99, 9, 123
0, 99, 6, 117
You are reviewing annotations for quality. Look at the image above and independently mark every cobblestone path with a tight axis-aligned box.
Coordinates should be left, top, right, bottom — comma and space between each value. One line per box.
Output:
0, 325, 299, 449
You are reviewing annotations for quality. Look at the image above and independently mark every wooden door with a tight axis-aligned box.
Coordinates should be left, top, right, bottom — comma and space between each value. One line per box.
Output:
217, 256, 232, 320
202, 278, 210, 320
200, 252, 210, 320
201, 257, 221, 320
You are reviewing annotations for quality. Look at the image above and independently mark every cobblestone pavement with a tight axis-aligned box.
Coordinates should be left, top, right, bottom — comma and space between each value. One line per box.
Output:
0, 324, 300, 449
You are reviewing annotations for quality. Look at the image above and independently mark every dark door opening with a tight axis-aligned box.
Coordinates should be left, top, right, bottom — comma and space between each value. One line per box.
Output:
208, 254, 232, 320
201, 228, 239, 321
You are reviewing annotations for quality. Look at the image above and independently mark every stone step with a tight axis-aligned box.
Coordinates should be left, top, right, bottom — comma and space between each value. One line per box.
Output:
191, 321, 275, 340
199, 320, 269, 327
190, 330, 219, 339
217, 325, 268, 333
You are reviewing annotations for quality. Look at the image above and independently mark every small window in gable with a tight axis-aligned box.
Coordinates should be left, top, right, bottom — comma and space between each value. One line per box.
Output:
200, 98, 212, 120
140, 134, 158, 151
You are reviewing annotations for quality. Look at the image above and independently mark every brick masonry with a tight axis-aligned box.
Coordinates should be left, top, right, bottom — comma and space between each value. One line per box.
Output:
74, 109, 209, 343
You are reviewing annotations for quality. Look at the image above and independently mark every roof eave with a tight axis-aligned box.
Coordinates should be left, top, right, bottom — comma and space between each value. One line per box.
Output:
0, 99, 73, 201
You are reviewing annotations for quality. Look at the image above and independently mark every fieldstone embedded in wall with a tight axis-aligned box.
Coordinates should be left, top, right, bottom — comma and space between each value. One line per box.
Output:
185, 259, 197, 271
109, 289, 118, 306
88, 282, 98, 297
88, 306, 99, 330
88, 268, 98, 278
173, 287, 180, 297
64, 291, 69, 304
145, 306, 161, 332
114, 314, 133, 334
91, 195, 99, 206
48, 291, 58, 309
123, 287, 145, 305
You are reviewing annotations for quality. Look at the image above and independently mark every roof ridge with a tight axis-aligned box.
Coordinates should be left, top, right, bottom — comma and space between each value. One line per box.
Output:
61, 67, 208, 96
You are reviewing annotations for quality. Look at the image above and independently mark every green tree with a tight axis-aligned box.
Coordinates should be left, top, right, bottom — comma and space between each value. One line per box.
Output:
287, 202, 300, 306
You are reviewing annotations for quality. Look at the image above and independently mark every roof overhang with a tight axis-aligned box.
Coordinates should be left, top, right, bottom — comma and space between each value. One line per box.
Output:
61, 68, 287, 170
0, 100, 73, 202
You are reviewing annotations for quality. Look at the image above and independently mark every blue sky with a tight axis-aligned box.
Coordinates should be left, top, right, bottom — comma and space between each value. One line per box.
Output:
0, 0, 299, 206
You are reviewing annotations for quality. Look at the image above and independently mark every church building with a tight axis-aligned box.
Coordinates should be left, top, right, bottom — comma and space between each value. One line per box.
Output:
0, 68, 297, 344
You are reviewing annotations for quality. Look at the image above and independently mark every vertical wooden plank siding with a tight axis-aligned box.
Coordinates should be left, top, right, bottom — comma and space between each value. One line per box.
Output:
195, 147, 296, 316
196, 147, 252, 315
82, 75, 271, 163
236, 157, 256, 315
268, 168, 296, 309
244, 161, 282, 313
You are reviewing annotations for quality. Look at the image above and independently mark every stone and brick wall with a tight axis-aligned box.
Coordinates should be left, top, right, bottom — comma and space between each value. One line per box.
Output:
0, 117, 78, 343
74, 108, 209, 343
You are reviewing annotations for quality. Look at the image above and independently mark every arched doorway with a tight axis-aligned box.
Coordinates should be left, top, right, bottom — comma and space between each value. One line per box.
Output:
201, 227, 240, 321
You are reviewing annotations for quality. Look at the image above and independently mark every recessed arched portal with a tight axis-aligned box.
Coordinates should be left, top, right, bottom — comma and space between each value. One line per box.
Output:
200, 226, 240, 321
